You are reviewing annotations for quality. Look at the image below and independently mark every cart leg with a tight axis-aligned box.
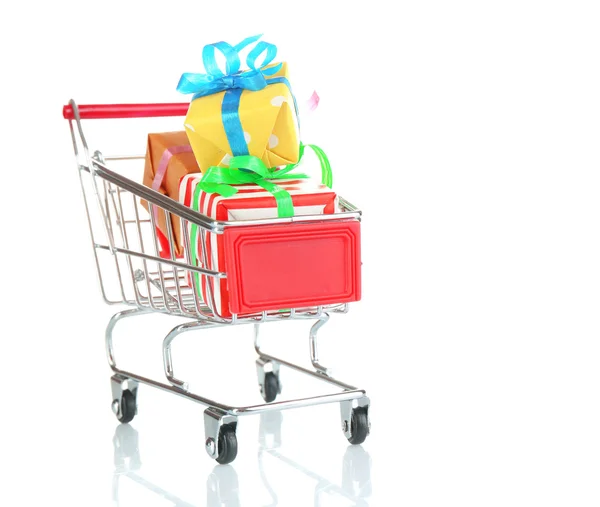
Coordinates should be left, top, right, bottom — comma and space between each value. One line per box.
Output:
204, 407, 239, 465
162, 320, 218, 390
309, 313, 331, 375
106, 308, 152, 371
253, 313, 333, 378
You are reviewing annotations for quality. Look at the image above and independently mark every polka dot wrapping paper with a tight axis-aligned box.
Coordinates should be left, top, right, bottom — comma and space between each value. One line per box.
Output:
183, 62, 300, 173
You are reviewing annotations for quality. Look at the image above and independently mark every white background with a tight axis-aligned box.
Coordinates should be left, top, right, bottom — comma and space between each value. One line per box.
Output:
2, 0, 600, 505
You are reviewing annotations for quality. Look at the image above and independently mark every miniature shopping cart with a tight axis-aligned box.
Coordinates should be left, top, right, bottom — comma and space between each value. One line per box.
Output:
63, 100, 370, 465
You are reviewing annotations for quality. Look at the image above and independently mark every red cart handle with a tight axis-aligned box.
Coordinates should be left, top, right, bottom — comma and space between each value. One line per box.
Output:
62, 102, 190, 120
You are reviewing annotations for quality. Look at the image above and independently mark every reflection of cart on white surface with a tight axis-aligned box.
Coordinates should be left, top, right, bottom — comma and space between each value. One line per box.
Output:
112, 413, 372, 506
64, 100, 370, 464
112, 425, 197, 507
257, 412, 372, 507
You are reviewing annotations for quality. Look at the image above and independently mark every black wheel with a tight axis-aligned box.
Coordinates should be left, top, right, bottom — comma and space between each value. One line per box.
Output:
261, 372, 280, 403
116, 390, 136, 424
216, 424, 238, 465
347, 407, 369, 445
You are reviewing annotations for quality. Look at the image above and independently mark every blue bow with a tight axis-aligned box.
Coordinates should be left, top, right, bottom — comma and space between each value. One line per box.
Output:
177, 35, 283, 99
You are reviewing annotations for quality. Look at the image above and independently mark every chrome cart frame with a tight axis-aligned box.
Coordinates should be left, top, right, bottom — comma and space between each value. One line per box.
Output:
64, 100, 370, 464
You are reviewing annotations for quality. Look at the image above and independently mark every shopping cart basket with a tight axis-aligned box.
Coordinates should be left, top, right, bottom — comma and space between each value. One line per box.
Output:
63, 100, 370, 464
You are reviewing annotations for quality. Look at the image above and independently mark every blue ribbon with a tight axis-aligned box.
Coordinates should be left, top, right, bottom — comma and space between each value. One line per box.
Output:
222, 88, 248, 156
177, 35, 298, 159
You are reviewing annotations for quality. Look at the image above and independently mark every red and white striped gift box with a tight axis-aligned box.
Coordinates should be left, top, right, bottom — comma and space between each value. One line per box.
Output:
179, 175, 339, 317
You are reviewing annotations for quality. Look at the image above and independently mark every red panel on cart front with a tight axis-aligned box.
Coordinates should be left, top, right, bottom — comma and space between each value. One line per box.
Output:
223, 220, 361, 315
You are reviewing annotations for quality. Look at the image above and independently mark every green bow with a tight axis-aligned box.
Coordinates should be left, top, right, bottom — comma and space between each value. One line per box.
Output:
196, 143, 332, 217
198, 155, 305, 218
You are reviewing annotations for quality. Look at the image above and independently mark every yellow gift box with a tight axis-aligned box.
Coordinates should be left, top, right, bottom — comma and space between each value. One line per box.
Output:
177, 36, 300, 172
183, 63, 299, 171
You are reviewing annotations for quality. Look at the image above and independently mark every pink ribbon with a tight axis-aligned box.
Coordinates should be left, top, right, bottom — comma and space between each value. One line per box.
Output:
152, 145, 194, 191
306, 90, 320, 112
151, 145, 194, 225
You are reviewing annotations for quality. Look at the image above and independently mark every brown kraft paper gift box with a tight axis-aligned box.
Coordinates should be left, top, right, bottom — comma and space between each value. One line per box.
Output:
141, 131, 201, 257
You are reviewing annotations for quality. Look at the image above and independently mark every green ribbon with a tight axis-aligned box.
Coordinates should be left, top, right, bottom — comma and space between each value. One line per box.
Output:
189, 143, 332, 307
197, 155, 306, 218
295, 143, 333, 189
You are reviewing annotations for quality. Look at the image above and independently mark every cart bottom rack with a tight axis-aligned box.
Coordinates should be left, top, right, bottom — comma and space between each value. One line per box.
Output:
108, 307, 370, 464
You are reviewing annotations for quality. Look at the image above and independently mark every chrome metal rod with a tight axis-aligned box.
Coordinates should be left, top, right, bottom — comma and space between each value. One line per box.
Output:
149, 204, 170, 310
131, 191, 157, 311
106, 308, 152, 369
104, 155, 145, 161
73, 136, 118, 305
90, 160, 361, 234
231, 391, 365, 415
69, 101, 118, 254
94, 244, 227, 277
91, 160, 221, 231
103, 178, 128, 302
164, 210, 187, 315
112, 367, 234, 412
212, 210, 362, 231
110, 367, 365, 415
115, 177, 144, 307
309, 313, 331, 375
162, 320, 220, 389
256, 350, 358, 391
255, 315, 342, 381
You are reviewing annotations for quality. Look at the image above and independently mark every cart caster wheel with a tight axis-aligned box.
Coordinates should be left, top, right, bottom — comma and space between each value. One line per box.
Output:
261, 372, 280, 403
216, 424, 238, 465
257, 358, 281, 403
114, 390, 136, 424
346, 407, 369, 445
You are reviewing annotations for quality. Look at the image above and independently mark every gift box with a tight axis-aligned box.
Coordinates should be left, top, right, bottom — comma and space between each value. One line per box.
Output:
178, 174, 340, 317
141, 131, 200, 257
177, 36, 300, 173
